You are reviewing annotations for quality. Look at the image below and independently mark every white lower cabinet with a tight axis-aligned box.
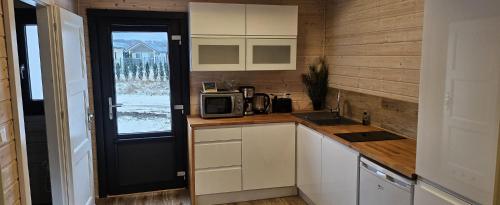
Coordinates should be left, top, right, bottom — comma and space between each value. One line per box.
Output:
297, 124, 359, 205
195, 141, 242, 169
194, 123, 296, 196
195, 167, 242, 195
321, 137, 359, 205
242, 123, 296, 190
194, 127, 243, 196
297, 124, 323, 204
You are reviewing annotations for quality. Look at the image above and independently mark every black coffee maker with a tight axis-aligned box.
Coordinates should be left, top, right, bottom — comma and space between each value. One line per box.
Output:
239, 86, 255, 115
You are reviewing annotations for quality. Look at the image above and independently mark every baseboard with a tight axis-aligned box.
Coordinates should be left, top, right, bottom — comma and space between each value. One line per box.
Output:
298, 189, 314, 205
196, 186, 297, 205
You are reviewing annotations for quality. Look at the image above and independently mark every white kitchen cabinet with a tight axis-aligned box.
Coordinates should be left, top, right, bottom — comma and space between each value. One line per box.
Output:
189, 3, 298, 72
195, 141, 241, 169
414, 181, 471, 205
321, 136, 359, 205
195, 167, 242, 195
246, 4, 298, 36
189, 3, 246, 35
246, 38, 297, 71
242, 123, 296, 190
194, 127, 241, 143
190, 38, 246, 71
194, 126, 243, 196
297, 124, 322, 205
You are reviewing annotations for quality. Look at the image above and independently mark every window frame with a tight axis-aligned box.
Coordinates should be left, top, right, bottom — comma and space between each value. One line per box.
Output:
16, 9, 44, 115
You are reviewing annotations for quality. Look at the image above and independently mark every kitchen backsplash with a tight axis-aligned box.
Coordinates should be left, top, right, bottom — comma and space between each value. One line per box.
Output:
327, 88, 418, 138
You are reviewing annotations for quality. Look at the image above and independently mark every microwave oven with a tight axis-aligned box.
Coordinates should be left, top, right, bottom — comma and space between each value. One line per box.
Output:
200, 91, 244, 118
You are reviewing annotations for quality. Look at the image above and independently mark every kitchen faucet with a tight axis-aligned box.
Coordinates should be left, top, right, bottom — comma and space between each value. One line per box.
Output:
330, 90, 341, 118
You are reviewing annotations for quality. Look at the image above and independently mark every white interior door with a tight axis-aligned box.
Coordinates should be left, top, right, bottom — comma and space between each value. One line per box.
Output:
38, 6, 94, 205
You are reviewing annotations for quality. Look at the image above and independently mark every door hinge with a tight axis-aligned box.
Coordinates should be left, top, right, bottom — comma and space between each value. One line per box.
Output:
172, 35, 182, 45
177, 171, 186, 180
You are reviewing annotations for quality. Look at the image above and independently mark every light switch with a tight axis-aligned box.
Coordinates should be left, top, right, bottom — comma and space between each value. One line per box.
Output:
0, 126, 7, 143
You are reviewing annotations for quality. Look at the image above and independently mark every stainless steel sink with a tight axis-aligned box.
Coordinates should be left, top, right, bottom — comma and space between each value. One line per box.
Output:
293, 112, 360, 126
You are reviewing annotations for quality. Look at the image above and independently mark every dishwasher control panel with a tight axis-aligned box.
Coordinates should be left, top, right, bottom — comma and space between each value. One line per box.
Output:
359, 157, 415, 205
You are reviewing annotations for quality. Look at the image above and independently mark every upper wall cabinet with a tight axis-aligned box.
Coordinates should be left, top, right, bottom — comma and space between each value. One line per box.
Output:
246, 4, 298, 36
191, 37, 246, 71
189, 3, 298, 71
246, 38, 297, 71
189, 3, 246, 35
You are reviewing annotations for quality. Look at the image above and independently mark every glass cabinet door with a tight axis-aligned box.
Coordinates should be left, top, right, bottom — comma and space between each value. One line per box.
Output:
246, 38, 297, 71
191, 38, 246, 71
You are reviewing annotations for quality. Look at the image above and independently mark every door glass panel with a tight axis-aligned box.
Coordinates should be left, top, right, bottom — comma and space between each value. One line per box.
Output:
199, 45, 239, 64
25, 25, 43, 100
112, 31, 171, 134
253, 45, 291, 64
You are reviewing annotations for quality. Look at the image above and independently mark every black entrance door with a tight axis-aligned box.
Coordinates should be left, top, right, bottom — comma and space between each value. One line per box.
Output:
88, 10, 190, 197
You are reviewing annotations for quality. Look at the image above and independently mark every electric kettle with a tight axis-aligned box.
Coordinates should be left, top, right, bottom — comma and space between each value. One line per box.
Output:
252, 93, 270, 114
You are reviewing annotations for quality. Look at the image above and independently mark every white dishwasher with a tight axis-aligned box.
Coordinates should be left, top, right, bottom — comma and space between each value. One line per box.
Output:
359, 157, 415, 205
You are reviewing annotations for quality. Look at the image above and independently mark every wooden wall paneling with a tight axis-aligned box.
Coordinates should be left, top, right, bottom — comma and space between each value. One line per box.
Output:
3, 181, 20, 205
2, 0, 31, 203
325, 0, 424, 103
1, 161, 18, 191
0, 58, 7, 80
0, 78, 10, 101
0, 100, 12, 123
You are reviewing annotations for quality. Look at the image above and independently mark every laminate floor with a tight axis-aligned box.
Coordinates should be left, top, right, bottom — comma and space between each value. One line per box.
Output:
96, 189, 307, 205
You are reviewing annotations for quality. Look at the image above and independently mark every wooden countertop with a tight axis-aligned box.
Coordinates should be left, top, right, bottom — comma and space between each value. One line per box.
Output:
187, 114, 417, 179
187, 113, 297, 128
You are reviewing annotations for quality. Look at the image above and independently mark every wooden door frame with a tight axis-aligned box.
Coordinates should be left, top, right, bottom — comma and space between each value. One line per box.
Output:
2, 1, 76, 205
1, 0, 50, 204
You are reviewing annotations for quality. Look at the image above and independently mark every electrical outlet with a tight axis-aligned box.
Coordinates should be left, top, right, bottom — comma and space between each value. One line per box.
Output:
0, 126, 7, 143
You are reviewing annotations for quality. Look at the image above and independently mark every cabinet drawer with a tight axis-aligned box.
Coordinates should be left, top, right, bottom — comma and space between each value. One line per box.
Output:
195, 167, 242, 195
195, 127, 241, 142
195, 141, 242, 169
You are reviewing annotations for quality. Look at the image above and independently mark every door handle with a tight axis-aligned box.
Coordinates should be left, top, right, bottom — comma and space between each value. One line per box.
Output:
174, 104, 184, 115
20, 64, 26, 79
108, 97, 123, 120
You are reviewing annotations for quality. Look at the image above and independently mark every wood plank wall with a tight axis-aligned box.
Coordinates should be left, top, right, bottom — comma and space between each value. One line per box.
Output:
78, 0, 325, 115
0, 0, 21, 204
55, 0, 78, 13
325, 0, 424, 103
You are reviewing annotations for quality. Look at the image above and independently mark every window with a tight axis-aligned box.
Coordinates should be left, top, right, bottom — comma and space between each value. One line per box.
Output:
25, 25, 43, 100
16, 9, 44, 115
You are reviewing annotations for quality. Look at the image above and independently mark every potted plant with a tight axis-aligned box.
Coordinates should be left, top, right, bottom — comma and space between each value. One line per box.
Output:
302, 58, 329, 110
